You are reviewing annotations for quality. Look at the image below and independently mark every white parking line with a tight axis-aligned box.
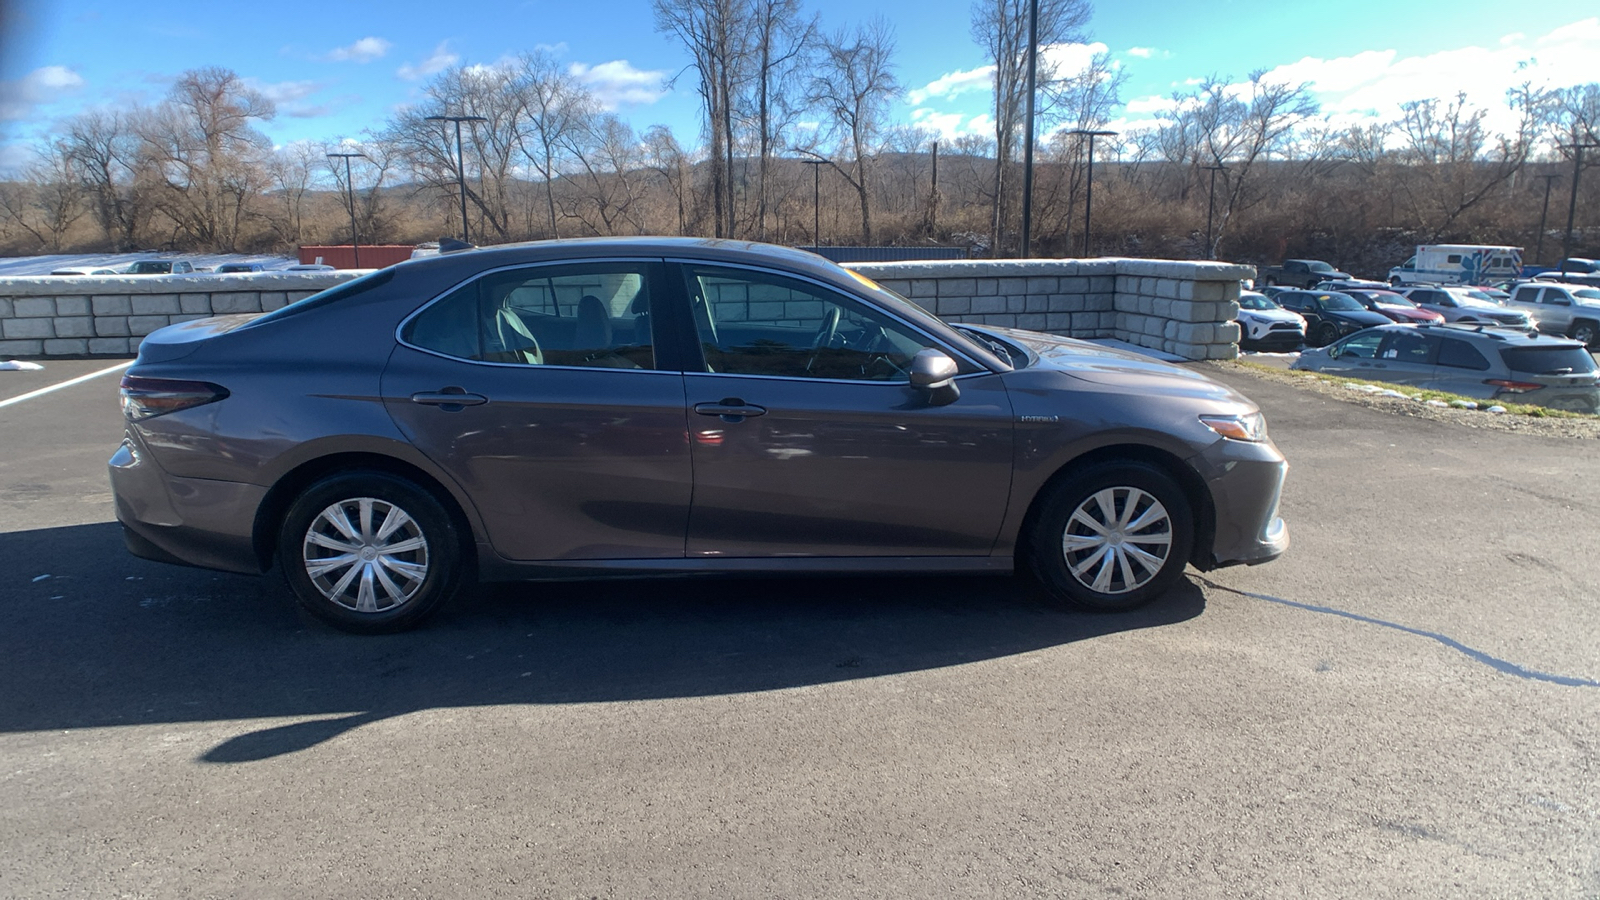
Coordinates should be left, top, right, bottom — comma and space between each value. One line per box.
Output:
0, 360, 133, 410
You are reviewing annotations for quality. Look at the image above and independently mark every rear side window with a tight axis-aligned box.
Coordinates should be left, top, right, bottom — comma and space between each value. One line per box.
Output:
1437, 339, 1490, 371
1510, 286, 1540, 304
1500, 347, 1599, 376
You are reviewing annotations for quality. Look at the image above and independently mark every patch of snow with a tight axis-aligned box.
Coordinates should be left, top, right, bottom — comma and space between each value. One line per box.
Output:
1450, 400, 1479, 409
1, 360, 45, 371
1487, 405, 1508, 414
1427, 399, 1451, 408
1378, 389, 1408, 399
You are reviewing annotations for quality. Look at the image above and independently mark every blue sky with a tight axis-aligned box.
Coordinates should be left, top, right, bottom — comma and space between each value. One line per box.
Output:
1, 0, 1597, 172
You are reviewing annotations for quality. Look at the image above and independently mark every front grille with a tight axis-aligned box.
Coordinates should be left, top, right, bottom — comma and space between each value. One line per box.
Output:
1268, 323, 1302, 332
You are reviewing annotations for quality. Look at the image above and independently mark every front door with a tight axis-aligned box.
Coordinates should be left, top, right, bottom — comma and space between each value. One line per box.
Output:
382, 260, 692, 561
675, 263, 1015, 557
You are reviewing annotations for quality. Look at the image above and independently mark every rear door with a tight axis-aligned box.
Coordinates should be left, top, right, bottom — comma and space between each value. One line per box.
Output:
382, 259, 694, 562
674, 262, 1015, 558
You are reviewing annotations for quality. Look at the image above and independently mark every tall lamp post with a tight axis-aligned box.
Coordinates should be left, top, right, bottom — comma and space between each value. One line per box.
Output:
1557, 141, 1600, 269
326, 151, 366, 268
1534, 173, 1560, 266
797, 155, 826, 247
1067, 129, 1117, 257
1019, 0, 1040, 259
1203, 163, 1227, 260
424, 114, 487, 244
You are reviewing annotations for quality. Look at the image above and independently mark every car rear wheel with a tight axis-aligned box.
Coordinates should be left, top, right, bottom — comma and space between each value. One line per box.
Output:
1027, 462, 1195, 612
278, 471, 462, 634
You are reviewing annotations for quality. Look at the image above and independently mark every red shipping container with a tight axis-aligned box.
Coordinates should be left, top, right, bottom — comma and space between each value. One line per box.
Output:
298, 245, 418, 269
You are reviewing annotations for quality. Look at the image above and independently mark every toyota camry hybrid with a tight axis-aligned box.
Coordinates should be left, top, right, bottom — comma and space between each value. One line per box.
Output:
109, 238, 1288, 633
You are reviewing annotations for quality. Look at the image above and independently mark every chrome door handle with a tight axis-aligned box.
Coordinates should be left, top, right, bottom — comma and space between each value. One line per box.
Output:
411, 389, 488, 409
694, 399, 767, 421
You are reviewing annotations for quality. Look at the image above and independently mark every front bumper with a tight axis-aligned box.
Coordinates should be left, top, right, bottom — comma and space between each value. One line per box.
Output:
109, 436, 267, 575
1189, 435, 1289, 569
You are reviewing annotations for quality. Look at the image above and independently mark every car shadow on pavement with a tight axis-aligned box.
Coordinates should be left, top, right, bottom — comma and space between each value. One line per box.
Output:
1, 522, 1205, 761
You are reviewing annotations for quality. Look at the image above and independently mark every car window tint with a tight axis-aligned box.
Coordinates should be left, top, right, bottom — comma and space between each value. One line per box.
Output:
403, 263, 656, 369
1380, 331, 1439, 365
1437, 339, 1490, 371
1335, 332, 1385, 358
684, 266, 934, 381
1500, 347, 1598, 375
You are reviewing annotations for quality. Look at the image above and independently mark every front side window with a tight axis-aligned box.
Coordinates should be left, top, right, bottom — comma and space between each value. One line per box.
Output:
683, 266, 938, 382
402, 262, 656, 369
1332, 331, 1385, 359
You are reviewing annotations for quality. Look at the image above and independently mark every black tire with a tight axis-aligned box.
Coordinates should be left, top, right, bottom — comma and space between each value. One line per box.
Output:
1026, 462, 1195, 612
1314, 322, 1340, 347
1570, 320, 1598, 346
278, 471, 462, 634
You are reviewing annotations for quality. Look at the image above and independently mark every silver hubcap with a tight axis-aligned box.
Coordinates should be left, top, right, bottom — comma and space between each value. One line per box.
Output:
1061, 487, 1174, 595
302, 497, 430, 614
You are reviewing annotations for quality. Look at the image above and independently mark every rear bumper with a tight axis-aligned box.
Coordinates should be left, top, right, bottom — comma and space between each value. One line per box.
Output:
109, 436, 267, 575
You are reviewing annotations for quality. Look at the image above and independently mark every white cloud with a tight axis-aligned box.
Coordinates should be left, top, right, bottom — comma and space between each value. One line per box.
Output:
907, 65, 994, 106
569, 60, 669, 109
0, 65, 86, 120
1127, 47, 1155, 59
252, 79, 323, 104
909, 107, 994, 141
328, 37, 392, 63
398, 43, 460, 81
1124, 94, 1178, 116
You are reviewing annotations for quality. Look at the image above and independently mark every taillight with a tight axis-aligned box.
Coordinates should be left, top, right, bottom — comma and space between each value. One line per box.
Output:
119, 375, 230, 420
1484, 379, 1544, 394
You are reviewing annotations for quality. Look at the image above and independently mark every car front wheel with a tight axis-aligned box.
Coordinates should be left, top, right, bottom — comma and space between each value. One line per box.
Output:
1570, 320, 1598, 346
1314, 322, 1340, 346
1027, 462, 1195, 612
278, 471, 462, 633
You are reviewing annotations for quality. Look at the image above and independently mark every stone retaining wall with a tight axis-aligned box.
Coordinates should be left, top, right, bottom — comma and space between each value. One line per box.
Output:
0, 258, 1251, 360
0, 272, 360, 357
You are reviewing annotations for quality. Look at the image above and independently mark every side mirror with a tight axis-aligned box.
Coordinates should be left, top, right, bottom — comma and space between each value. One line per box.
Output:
909, 348, 959, 390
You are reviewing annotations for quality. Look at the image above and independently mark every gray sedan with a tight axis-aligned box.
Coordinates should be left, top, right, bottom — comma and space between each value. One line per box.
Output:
110, 238, 1288, 632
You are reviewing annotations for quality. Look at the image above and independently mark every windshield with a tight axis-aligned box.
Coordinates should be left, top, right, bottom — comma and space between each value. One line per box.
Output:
1500, 347, 1599, 376
1317, 292, 1364, 311
1575, 289, 1600, 301
843, 269, 1010, 371
1239, 293, 1277, 310
1360, 290, 1415, 307
1454, 294, 1502, 310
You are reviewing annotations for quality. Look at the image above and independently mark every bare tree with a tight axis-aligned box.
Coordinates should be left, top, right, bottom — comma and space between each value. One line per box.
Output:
511, 51, 594, 238
971, 0, 1091, 255
138, 67, 276, 250
654, 0, 753, 238
643, 125, 696, 235
743, 0, 815, 239
61, 110, 152, 249
806, 19, 900, 243
0, 142, 87, 251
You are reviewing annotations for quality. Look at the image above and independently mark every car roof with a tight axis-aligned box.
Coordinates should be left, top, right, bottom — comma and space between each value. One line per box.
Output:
1398, 323, 1584, 347
391, 236, 844, 281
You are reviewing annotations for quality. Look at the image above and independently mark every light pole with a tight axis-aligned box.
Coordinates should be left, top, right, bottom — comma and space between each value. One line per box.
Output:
1203, 164, 1226, 260
1557, 141, 1599, 269
326, 151, 366, 268
800, 157, 825, 247
424, 114, 487, 244
1019, 0, 1040, 258
1534, 173, 1560, 266
1068, 129, 1117, 257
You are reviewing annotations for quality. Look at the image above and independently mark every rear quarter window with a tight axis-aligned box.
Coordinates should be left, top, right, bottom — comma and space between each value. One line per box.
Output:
1437, 339, 1490, 371
1500, 347, 1599, 376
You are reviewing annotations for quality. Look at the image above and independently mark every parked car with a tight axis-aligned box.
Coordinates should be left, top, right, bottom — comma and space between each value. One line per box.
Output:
1312, 278, 1390, 292
1258, 259, 1351, 289
1272, 290, 1391, 346
1533, 258, 1600, 288
1235, 291, 1306, 350
1338, 288, 1446, 325
109, 237, 1289, 633
125, 260, 195, 275
48, 266, 119, 276
285, 263, 336, 271
215, 262, 267, 274
1393, 285, 1532, 328
1292, 323, 1599, 413
1505, 282, 1600, 345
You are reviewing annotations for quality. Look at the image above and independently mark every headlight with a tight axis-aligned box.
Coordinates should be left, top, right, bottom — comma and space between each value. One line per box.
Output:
1200, 411, 1268, 442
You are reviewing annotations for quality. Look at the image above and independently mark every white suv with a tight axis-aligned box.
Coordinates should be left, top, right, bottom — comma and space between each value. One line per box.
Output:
1506, 282, 1600, 345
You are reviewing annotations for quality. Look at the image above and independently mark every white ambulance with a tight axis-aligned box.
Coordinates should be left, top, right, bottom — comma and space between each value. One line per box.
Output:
1387, 245, 1522, 287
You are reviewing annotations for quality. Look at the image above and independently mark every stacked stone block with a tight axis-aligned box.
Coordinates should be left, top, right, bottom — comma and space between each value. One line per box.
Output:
0, 273, 359, 357
1, 261, 1252, 361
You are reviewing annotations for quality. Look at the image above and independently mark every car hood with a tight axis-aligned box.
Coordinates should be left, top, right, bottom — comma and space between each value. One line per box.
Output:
974, 326, 1250, 404
1326, 308, 1391, 326
1377, 304, 1441, 322
1240, 307, 1304, 325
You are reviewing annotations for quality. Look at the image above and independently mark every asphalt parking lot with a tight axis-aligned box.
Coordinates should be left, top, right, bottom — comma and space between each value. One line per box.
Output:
2, 357, 1598, 898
